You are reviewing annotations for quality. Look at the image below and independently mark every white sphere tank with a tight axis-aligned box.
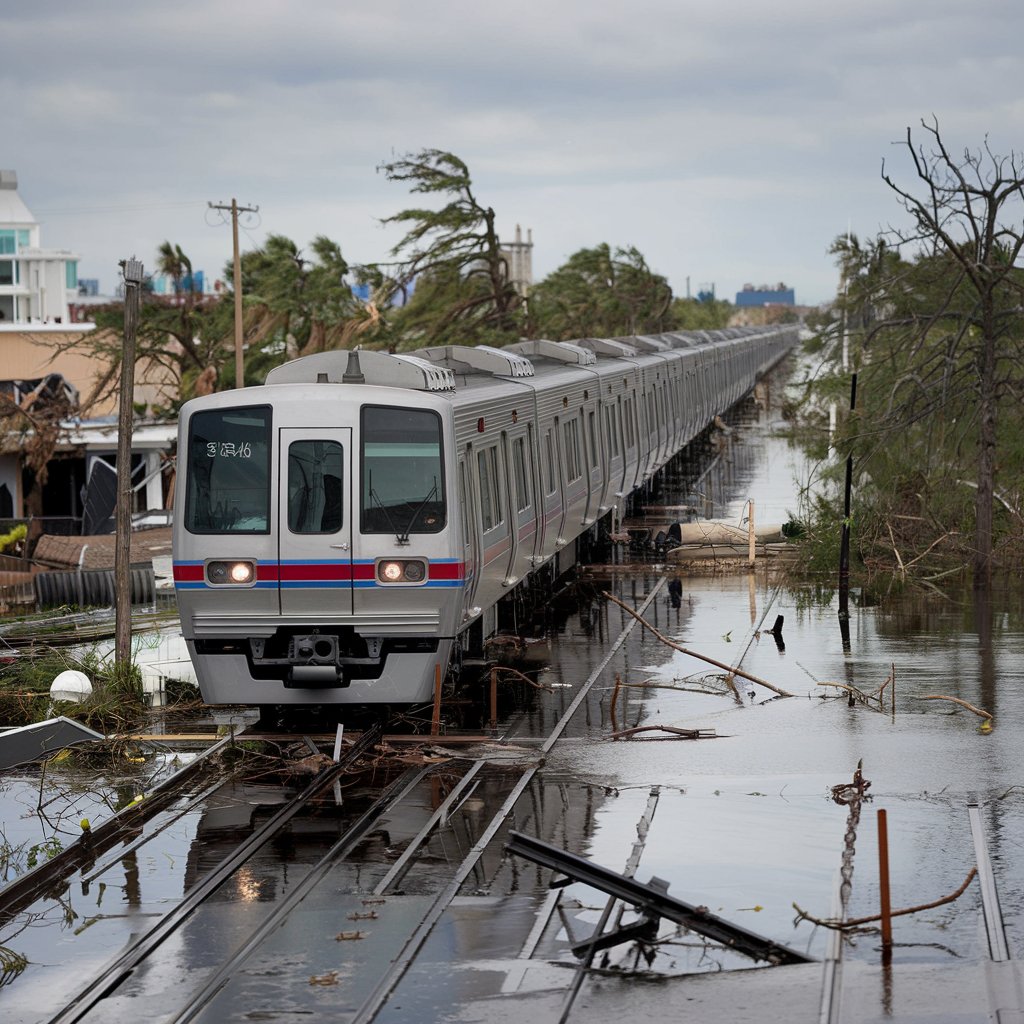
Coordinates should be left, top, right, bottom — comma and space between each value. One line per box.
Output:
50, 670, 93, 703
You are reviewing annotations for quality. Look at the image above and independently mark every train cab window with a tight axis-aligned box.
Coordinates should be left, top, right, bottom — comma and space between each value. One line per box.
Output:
360, 406, 446, 535
184, 405, 271, 534
287, 440, 343, 533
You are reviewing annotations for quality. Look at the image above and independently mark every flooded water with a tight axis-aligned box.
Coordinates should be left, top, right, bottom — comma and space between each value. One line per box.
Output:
532, 363, 1024, 975
4, 357, 1024, 1019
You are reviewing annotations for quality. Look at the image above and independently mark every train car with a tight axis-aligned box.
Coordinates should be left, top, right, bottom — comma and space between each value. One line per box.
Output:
172, 326, 798, 712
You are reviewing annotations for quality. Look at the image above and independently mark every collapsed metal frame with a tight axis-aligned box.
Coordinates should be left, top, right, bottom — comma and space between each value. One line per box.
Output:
505, 830, 814, 967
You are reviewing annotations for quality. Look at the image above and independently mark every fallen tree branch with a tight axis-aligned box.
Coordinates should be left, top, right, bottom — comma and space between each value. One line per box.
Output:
602, 591, 794, 698
609, 724, 717, 740
793, 867, 977, 930
914, 694, 992, 721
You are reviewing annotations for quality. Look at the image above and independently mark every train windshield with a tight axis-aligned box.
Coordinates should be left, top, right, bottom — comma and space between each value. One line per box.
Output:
184, 405, 272, 533
360, 405, 446, 537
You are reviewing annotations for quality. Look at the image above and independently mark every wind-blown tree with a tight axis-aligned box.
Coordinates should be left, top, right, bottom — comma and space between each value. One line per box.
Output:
90, 241, 230, 406
528, 244, 674, 340
239, 234, 373, 363
670, 295, 735, 330
378, 150, 524, 348
814, 120, 1024, 584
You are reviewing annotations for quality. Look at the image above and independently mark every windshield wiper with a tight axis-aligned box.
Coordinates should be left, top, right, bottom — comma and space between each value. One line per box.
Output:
399, 480, 438, 544
368, 469, 406, 544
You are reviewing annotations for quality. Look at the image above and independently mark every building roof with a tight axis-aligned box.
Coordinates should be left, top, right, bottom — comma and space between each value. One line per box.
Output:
0, 171, 36, 227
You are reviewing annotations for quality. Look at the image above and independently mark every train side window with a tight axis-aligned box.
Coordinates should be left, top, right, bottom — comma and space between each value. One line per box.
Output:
488, 447, 504, 526
563, 419, 582, 482
477, 450, 494, 531
185, 405, 271, 534
623, 397, 636, 450
458, 461, 470, 540
544, 430, 556, 495
477, 446, 504, 532
287, 440, 343, 534
512, 436, 531, 513
587, 410, 599, 469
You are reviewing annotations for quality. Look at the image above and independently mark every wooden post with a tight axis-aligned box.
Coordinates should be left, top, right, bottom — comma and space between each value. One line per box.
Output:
489, 667, 498, 731
878, 808, 893, 961
231, 198, 243, 388
430, 663, 442, 736
747, 499, 756, 567
207, 199, 258, 388
115, 258, 143, 670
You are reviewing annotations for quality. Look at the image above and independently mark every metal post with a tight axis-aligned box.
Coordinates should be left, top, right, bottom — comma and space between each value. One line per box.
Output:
115, 258, 144, 669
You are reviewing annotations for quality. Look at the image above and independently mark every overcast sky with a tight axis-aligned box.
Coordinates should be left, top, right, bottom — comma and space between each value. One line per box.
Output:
5, 1, 1024, 306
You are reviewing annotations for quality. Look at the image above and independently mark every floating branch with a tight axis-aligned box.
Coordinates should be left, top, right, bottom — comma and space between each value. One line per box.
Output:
915, 694, 993, 724
609, 724, 718, 741
793, 867, 977, 930
603, 591, 794, 698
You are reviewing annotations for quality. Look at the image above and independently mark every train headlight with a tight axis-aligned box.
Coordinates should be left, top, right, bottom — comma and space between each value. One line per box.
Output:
376, 559, 428, 584
207, 560, 256, 586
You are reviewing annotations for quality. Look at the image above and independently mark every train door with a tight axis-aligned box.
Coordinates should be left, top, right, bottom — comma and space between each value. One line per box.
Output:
277, 428, 353, 614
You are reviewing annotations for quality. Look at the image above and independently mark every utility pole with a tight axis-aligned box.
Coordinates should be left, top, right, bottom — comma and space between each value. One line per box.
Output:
115, 257, 144, 671
208, 199, 258, 388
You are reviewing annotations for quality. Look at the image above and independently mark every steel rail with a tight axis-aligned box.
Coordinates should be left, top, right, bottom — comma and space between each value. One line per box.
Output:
167, 759, 440, 1024
48, 723, 382, 1024
558, 787, 662, 1023
371, 760, 486, 895
80, 772, 239, 884
0, 729, 241, 923
352, 581, 669, 1022
969, 800, 1011, 962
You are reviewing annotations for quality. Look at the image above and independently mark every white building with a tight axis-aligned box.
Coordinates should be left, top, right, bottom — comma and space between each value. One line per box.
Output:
0, 169, 81, 325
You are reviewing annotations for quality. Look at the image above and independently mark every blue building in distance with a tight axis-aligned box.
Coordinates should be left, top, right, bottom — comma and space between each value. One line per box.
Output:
735, 282, 795, 307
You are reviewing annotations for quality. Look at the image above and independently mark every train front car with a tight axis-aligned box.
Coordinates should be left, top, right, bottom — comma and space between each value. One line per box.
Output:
172, 351, 464, 710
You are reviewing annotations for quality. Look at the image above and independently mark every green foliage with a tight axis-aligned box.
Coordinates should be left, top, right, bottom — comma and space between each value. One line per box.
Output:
0, 524, 26, 553
239, 233, 372, 361
528, 244, 673, 340
378, 149, 524, 347
669, 296, 734, 330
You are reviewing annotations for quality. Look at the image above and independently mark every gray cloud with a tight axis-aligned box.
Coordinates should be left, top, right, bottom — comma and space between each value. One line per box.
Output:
4, 0, 1024, 303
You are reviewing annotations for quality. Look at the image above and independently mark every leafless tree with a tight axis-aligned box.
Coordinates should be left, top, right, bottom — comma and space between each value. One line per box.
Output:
881, 117, 1024, 585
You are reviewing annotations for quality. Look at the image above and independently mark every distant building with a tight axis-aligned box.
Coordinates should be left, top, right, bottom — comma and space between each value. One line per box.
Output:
149, 269, 213, 297
735, 282, 796, 308
0, 170, 82, 325
0, 172, 177, 527
500, 225, 533, 297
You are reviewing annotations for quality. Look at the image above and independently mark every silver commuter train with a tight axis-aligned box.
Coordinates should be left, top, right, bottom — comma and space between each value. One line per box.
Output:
172, 325, 798, 709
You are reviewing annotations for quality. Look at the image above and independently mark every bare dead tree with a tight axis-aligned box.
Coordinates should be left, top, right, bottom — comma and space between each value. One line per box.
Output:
881, 117, 1024, 585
